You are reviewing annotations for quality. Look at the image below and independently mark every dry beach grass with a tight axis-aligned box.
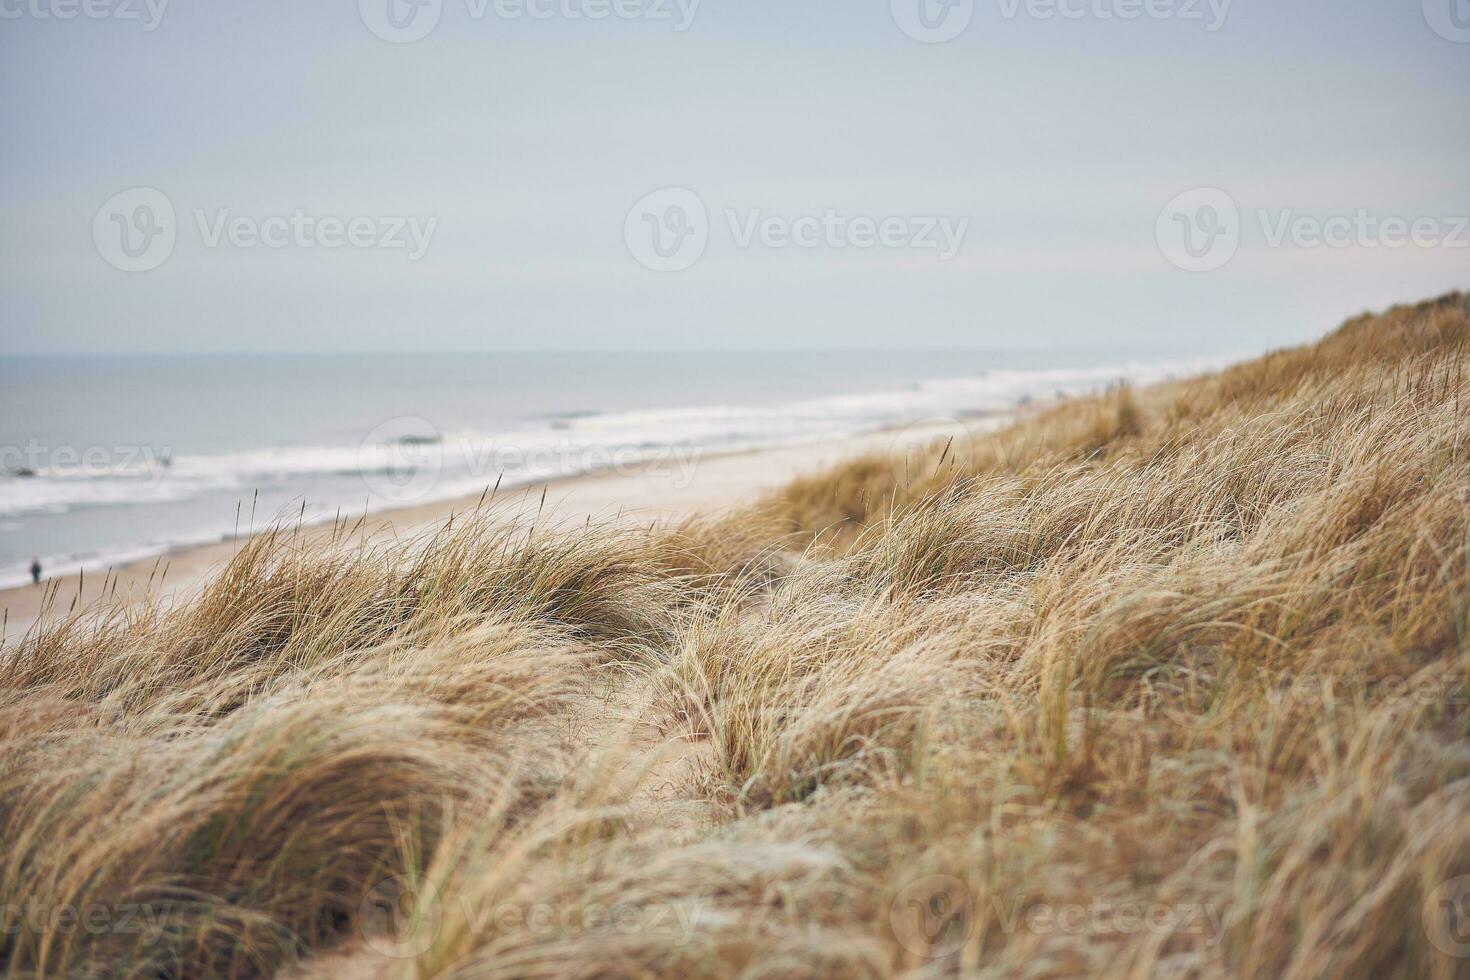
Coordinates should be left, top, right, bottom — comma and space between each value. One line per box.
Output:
2, 292, 1469, 978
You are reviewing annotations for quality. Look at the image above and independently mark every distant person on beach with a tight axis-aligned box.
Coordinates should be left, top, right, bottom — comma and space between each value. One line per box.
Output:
30, 558, 41, 585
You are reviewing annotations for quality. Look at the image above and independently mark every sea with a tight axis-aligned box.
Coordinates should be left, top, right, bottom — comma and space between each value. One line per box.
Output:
0, 349, 1241, 588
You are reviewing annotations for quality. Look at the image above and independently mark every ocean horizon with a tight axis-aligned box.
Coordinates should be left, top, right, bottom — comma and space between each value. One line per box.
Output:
0, 347, 1242, 588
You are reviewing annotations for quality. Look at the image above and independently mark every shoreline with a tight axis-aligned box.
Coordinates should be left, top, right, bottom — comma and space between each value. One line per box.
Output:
0, 417, 995, 643
0, 354, 1240, 595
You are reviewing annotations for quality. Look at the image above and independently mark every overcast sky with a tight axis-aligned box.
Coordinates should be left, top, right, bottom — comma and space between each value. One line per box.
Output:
2, 0, 1467, 354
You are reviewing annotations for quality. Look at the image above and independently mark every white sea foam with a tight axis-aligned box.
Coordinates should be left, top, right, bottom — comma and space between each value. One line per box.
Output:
0, 354, 1242, 588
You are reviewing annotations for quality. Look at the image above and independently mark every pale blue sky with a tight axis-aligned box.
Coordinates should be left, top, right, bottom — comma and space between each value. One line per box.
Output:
2, 0, 1467, 353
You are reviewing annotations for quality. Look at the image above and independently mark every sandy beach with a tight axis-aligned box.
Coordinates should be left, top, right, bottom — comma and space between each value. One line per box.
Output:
0, 420, 981, 644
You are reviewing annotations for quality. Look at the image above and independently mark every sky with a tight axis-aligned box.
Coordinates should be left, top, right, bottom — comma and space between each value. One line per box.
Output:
1, 0, 1467, 355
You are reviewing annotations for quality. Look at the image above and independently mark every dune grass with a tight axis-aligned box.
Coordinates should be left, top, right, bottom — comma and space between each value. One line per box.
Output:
2, 292, 1468, 978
